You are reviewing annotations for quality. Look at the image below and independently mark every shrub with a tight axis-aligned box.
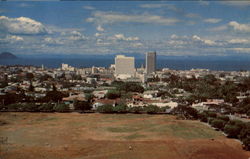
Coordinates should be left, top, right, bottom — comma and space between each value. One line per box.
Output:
38, 103, 54, 112
217, 115, 230, 122
224, 120, 245, 138
198, 112, 208, 122
128, 106, 143, 114
53, 104, 70, 112
106, 90, 121, 99
239, 122, 250, 150
113, 104, 127, 113
207, 112, 217, 118
97, 104, 114, 113
145, 105, 160, 114
21, 103, 38, 112
211, 119, 226, 130
74, 101, 92, 111
208, 117, 215, 125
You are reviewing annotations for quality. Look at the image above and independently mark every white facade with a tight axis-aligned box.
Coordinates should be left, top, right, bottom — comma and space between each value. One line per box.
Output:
115, 55, 135, 78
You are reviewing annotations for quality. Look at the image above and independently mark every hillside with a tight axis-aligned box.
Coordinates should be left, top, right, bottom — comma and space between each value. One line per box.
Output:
0, 52, 17, 59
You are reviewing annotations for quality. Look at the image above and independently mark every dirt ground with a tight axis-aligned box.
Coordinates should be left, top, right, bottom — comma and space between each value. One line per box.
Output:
0, 112, 249, 159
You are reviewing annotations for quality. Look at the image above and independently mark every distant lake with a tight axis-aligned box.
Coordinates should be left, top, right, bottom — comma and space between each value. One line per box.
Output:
1, 58, 250, 71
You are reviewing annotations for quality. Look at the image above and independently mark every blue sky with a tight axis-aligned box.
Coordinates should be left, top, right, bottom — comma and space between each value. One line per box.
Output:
1, 1, 250, 56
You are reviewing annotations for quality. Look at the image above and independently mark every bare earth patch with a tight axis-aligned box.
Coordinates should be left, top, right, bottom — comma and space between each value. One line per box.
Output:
0, 112, 249, 159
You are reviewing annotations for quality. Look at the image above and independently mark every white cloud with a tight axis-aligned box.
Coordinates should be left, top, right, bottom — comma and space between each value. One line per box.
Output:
68, 31, 86, 41
86, 11, 180, 26
199, 1, 210, 6
83, 6, 95, 10
139, 4, 180, 12
228, 39, 250, 44
0, 16, 49, 35
96, 25, 104, 32
170, 34, 179, 39
94, 33, 103, 37
132, 42, 143, 47
44, 37, 63, 45
192, 35, 216, 46
7, 35, 23, 41
186, 13, 201, 19
140, 4, 166, 8
229, 48, 250, 53
228, 21, 250, 32
0, 35, 24, 43
204, 18, 222, 23
208, 25, 227, 32
220, 1, 250, 7
110, 34, 139, 41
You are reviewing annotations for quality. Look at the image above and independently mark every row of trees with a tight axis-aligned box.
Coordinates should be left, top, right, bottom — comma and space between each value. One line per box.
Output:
96, 104, 169, 114
198, 111, 250, 150
0, 103, 70, 112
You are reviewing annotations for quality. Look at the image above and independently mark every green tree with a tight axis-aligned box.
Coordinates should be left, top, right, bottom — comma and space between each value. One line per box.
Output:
145, 105, 160, 114
73, 100, 91, 111
53, 104, 70, 112
106, 90, 121, 99
38, 103, 54, 112
211, 119, 226, 130
42, 91, 68, 103
239, 122, 250, 150
128, 106, 143, 114
97, 104, 114, 113
224, 120, 245, 138
113, 104, 127, 113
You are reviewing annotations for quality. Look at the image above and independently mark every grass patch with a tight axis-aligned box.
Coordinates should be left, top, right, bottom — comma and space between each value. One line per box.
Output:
124, 133, 146, 140
107, 127, 140, 133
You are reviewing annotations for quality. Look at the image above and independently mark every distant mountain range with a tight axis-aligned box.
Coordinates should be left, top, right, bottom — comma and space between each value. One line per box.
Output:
0, 52, 17, 59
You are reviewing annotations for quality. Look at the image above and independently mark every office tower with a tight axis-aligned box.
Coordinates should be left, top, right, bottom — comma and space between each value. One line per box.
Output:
146, 52, 156, 74
115, 55, 135, 78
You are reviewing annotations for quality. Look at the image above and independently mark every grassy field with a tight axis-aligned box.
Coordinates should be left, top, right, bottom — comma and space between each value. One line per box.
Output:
0, 112, 249, 159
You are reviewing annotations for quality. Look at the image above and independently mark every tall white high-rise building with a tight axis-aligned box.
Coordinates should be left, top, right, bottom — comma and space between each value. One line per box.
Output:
115, 55, 135, 79
146, 52, 156, 74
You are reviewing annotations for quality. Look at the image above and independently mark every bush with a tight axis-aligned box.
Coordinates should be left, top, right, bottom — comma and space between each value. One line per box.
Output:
53, 104, 70, 112
171, 105, 198, 119
211, 119, 226, 130
74, 101, 91, 111
208, 117, 215, 125
224, 120, 245, 138
106, 90, 121, 99
128, 106, 143, 114
207, 112, 217, 118
113, 104, 127, 113
217, 115, 230, 122
145, 105, 160, 114
239, 122, 250, 150
38, 103, 54, 112
198, 112, 208, 122
97, 104, 114, 113
21, 103, 38, 112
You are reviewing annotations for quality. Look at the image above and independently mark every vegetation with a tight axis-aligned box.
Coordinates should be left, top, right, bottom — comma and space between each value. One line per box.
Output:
197, 111, 250, 150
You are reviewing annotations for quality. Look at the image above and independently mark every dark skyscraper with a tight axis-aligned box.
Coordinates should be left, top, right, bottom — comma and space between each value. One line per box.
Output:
146, 52, 156, 74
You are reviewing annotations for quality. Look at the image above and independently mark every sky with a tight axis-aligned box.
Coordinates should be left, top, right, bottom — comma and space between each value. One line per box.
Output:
0, 1, 250, 57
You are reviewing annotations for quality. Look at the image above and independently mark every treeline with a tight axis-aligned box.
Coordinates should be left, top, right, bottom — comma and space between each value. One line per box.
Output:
0, 103, 70, 112
96, 104, 169, 114
199, 111, 250, 150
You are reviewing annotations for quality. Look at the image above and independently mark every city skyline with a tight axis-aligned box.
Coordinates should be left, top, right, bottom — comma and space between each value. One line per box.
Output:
1, 1, 250, 56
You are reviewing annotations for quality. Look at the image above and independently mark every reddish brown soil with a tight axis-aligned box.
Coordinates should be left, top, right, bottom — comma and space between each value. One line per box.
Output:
0, 112, 249, 159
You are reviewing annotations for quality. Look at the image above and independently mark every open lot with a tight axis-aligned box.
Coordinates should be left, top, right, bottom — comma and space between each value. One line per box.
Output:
0, 112, 249, 159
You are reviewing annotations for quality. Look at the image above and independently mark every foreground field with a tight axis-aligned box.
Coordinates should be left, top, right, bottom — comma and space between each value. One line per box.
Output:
0, 113, 249, 159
